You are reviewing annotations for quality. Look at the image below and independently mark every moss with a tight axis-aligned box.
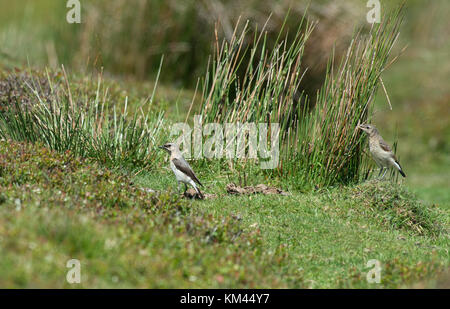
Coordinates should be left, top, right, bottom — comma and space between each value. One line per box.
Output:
0, 139, 301, 288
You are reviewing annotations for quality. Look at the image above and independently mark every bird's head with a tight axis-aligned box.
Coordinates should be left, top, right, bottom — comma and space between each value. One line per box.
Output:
357, 123, 377, 135
158, 142, 178, 154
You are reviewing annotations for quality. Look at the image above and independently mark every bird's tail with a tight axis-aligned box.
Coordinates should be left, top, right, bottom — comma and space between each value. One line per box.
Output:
393, 160, 406, 178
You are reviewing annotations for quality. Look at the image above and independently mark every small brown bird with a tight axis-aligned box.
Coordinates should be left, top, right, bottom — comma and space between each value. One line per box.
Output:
358, 124, 406, 179
159, 142, 204, 198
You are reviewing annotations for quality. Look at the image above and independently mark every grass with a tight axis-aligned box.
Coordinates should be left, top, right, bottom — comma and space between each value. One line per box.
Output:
0, 67, 167, 169
136, 170, 449, 288
0, 2, 448, 288
0, 8, 403, 188
0, 74, 448, 288
196, 8, 403, 188
0, 139, 447, 288
0, 140, 302, 288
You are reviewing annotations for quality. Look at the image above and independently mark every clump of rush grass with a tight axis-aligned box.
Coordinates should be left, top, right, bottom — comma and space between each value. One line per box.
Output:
197, 12, 314, 180
289, 8, 403, 187
200, 12, 314, 124
199, 8, 403, 189
0, 66, 166, 170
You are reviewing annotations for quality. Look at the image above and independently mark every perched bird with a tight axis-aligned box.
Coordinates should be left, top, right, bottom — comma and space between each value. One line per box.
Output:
159, 142, 204, 198
358, 124, 406, 179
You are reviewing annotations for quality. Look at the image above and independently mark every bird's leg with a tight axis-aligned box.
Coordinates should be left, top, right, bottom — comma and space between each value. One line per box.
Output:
189, 181, 203, 199
381, 168, 388, 179
184, 183, 188, 194
177, 181, 181, 194
378, 167, 384, 178
194, 185, 204, 199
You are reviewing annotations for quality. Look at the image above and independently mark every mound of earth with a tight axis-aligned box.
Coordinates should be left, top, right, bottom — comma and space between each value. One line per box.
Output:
226, 183, 289, 196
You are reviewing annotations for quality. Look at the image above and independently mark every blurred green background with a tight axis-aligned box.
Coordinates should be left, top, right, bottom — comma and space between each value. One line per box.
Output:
0, 0, 448, 206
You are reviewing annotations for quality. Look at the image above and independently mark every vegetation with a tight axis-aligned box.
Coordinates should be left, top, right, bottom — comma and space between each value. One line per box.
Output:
0, 0, 363, 95
198, 8, 403, 188
0, 0, 448, 288
0, 140, 300, 288
0, 68, 166, 169
0, 140, 447, 288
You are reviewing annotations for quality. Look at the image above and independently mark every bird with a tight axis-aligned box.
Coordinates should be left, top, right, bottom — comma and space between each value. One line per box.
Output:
159, 142, 204, 199
358, 123, 406, 179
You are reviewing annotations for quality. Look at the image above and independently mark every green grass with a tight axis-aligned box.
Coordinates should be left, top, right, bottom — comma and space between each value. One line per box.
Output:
0, 140, 303, 288
130, 165, 450, 288
0, 68, 167, 169
135, 145, 450, 288
0, 140, 448, 288
0, 1, 448, 289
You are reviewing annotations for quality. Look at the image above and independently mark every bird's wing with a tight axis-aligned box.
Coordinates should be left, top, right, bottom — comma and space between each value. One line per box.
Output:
379, 138, 400, 161
378, 138, 392, 153
172, 158, 203, 187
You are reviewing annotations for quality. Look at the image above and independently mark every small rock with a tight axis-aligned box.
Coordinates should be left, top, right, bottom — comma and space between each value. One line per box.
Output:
226, 183, 289, 196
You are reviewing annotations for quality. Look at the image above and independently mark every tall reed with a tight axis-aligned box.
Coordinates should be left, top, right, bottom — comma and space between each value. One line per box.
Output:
199, 8, 403, 188
0, 66, 166, 169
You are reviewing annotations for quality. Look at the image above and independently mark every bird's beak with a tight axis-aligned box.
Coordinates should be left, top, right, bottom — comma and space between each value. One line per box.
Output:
158, 145, 166, 150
